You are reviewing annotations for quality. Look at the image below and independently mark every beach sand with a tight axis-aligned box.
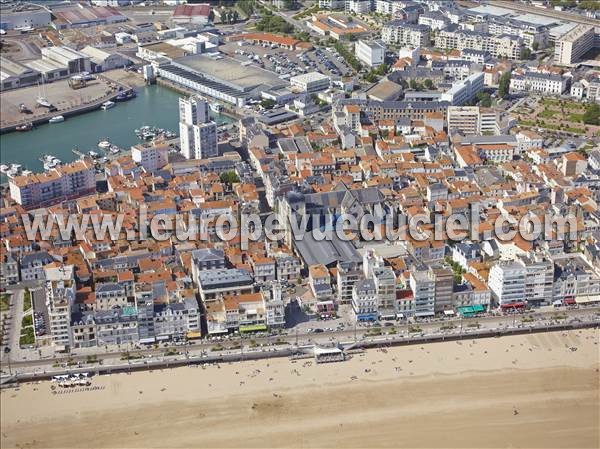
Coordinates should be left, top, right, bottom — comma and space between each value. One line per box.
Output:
1, 329, 599, 448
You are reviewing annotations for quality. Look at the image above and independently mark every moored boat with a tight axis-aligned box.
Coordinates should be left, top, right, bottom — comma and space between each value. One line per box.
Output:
49, 115, 64, 124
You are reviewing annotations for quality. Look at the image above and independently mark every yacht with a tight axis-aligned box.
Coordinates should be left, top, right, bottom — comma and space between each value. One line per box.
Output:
88, 150, 99, 158
98, 140, 111, 150
101, 101, 115, 110
49, 115, 64, 124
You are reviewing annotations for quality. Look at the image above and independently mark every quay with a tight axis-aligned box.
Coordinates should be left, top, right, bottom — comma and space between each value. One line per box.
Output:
0, 72, 135, 135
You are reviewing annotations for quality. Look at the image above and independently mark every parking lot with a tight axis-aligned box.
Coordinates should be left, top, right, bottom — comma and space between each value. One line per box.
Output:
219, 41, 353, 81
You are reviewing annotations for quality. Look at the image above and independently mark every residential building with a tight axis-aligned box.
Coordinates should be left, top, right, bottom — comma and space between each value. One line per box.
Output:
179, 96, 218, 160
510, 71, 568, 95
9, 159, 96, 209
381, 22, 430, 47
45, 265, 76, 348
337, 260, 362, 304
309, 264, 333, 299
352, 278, 378, 321
431, 266, 453, 313
372, 266, 396, 314
488, 261, 526, 306
197, 268, 254, 302
345, 0, 372, 14
435, 29, 523, 60
440, 72, 485, 106
554, 24, 595, 65
131, 144, 169, 173
409, 270, 435, 317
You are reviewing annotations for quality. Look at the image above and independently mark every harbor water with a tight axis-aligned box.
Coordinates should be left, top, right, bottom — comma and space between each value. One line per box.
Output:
0, 84, 233, 178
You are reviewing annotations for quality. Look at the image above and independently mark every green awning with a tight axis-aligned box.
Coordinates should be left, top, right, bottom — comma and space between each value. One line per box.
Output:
239, 324, 267, 333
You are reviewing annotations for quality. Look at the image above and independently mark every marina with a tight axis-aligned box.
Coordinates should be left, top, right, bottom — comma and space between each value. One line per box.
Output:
0, 84, 234, 178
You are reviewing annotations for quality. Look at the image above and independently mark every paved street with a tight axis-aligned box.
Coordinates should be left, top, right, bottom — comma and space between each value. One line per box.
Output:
2, 302, 598, 378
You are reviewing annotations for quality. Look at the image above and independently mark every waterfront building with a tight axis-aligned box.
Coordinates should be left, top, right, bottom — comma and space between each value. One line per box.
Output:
131, 144, 169, 173
352, 278, 378, 321
179, 96, 217, 160
409, 270, 435, 317
9, 159, 96, 209
489, 261, 526, 307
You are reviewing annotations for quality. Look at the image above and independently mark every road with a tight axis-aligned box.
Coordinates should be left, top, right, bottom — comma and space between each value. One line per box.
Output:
2, 305, 599, 376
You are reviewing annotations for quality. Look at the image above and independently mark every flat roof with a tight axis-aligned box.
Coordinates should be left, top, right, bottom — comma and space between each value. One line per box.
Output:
174, 54, 286, 91
513, 13, 558, 26
469, 5, 514, 17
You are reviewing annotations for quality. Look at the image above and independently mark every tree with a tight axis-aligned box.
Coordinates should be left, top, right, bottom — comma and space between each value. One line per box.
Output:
532, 42, 539, 51
521, 47, 532, 60
220, 171, 240, 185
583, 104, 600, 126
476, 92, 492, 108
423, 78, 434, 90
260, 98, 276, 110
498, 71, 511, 99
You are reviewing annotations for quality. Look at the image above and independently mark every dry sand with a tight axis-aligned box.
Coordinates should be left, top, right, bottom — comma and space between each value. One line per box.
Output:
1, 329, 599, 448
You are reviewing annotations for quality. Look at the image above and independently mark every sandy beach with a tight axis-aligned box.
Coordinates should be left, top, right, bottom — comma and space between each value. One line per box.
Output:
1, 328, 598, 448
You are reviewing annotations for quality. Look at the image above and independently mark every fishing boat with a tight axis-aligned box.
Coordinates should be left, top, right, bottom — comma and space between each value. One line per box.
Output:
49, 115, 64, 124
101, 100, 115, 110
115, 89, 136, 102
98, 140, 112, 150
16, 122, 33, 131
88, 150, 99, 158
109, 145, 121, 154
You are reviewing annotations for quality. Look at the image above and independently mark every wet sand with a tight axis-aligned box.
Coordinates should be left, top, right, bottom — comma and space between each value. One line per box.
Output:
1, 329, 599, 448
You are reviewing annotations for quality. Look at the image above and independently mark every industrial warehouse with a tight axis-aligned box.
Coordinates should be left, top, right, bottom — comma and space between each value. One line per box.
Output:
157, 53, 288, 107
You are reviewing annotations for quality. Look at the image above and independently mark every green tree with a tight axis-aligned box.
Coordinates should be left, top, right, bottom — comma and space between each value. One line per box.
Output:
498, 71, 511, 99
220, 171, 240, 185
532, 42, 539, 51
476, 92, 492, 108
583, 104, 600, 125
260, 98, 276, 110
423, 78, 434, 90
521, 47, 532, 60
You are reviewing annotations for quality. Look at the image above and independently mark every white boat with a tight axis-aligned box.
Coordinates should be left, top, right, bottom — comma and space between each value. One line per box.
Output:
109, 145, 120, 154
101, 101, 115, 110
210, 103, 222, 113
22, 169, 33, 176
88, 150, 99, 158
49, 115, 64, 123
37, 97, 52, 108
98, 140, 111, 150
0, 164, 8, 174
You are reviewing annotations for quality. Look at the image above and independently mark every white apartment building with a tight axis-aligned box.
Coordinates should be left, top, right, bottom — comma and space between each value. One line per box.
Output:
440, 72, 485, 106
372, 267, 396, 314
9, 159, 95, 209
447, 106, 500, 135
521, 257, 554, 306
45, 265, 76, 348
435, 29, 523, 60
352, 278, 378, 321
554, 24, 595, 65
290, 72, 331, 93
355, 40, 386, 68
319, 0, 345, 9
515, 129, 543, 154
586, 80, 600, 103
131, 144, 169, 173
179, 96, 217, 160
345, 0, 372, 14
418, 12, 450, 31
510, 71, 568, 95
381, 21, 430, 47
409, 270, 435, 317
488, 261, 526, 306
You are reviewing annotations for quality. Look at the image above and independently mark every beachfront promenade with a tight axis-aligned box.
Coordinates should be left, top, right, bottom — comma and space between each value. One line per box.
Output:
2, 310, 598, 383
